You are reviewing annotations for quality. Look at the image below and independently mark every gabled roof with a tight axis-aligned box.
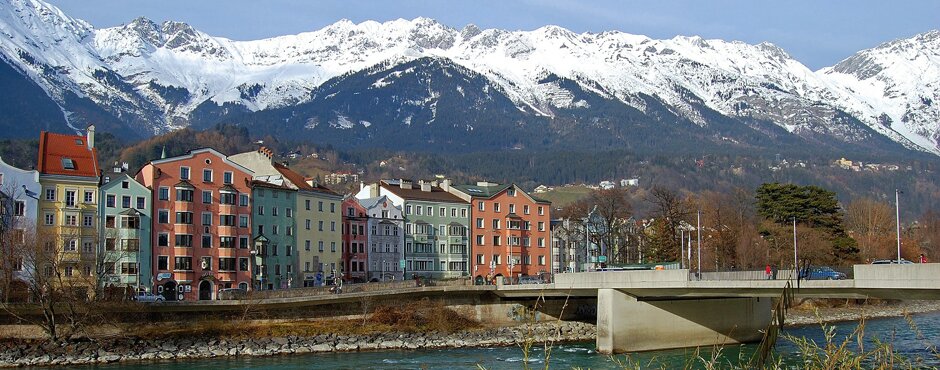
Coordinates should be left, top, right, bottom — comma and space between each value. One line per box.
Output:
451, 183, 512, 199
381, 180, 466, 204
37, 131, 99, 178
273, 162, 340, 196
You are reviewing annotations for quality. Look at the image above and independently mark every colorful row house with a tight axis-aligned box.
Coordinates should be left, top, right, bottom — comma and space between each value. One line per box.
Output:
341, 196, 369, 282
0, 156, 41, 295
136, 148, 254, 301
358, 195, 405, 281
98, 169, 152, 292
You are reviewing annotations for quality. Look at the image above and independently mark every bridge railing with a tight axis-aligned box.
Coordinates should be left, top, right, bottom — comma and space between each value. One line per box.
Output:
246, 278, 473, 300
689, 266, 854, 281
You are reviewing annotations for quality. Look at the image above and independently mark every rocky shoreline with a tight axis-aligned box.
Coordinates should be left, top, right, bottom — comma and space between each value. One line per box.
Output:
786, 300, 940, 326
0, 321, 596, 368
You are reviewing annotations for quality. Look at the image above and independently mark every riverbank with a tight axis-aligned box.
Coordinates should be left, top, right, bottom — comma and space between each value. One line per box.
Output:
0, 321, 596, 368
786, 299, 940, 326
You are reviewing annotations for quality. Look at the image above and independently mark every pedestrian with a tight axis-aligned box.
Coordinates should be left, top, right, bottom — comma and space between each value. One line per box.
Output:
334, 275, 343, 294
765, 264, 772, 280
771, 264, 778, 280
920, 254, 928, 264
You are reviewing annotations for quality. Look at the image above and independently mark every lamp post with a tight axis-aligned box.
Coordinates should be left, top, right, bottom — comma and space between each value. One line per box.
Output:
696, 210, 702, 278
792, 217, 798, 270
896, 189, 902, 263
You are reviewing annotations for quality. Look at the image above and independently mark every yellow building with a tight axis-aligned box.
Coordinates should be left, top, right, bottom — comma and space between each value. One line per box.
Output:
36, 127, 100, 294
295, 176, 343, 286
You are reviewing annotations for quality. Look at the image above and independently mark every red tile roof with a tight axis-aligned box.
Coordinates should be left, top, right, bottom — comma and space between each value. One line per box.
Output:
37, 131, 99, 178
273, 162, 339, 196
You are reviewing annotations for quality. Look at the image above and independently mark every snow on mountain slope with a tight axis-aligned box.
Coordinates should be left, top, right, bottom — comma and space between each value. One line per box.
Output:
819, 30, 940, 153
0, 0, 938, 155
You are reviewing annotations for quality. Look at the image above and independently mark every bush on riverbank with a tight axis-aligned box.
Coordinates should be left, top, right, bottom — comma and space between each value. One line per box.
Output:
369, 299, 478, 333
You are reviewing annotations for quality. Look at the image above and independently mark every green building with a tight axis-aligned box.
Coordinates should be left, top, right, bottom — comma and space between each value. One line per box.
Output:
98, 171, 152, 292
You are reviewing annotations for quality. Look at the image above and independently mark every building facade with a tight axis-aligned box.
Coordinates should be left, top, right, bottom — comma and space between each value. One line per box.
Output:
357, 195, 405, 281
0, 156, 41, 291
98, 172, 152, 292
358, 180, 470, 280
341, 196, 368, 282
295, 179, 343, 286
37, 128, 100, 294
449, 182, 552, 282
136, 148, 254, 301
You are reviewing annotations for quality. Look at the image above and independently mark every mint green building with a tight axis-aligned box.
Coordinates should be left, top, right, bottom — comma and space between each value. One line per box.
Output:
98, 171, 152, 292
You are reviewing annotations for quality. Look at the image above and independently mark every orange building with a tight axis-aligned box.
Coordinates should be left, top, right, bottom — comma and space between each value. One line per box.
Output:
136, 149, 254, 301
341, 196, 369, 282
448, 182, 551, 282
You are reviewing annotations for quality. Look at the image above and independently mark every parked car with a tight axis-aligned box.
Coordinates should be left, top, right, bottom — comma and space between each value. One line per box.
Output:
871, 259, 914, 264
800, 266, 847, 280
217, 288, 249, 300
518, 276, 544, 285
134, 291, 164, 303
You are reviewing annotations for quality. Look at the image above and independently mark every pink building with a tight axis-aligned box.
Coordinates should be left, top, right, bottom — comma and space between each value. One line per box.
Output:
342, 196, 369, 282
136, 149, 254, 301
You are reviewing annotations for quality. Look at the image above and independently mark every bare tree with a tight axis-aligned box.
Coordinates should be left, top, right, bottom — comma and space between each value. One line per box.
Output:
844, 198, 894, 261
644, 187, 692, 263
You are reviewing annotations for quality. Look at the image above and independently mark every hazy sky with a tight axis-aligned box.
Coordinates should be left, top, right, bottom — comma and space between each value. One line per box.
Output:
47, 0, 940, 70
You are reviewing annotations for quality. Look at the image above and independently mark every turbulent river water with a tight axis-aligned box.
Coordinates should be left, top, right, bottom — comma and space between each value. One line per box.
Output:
53, 312, 940, 369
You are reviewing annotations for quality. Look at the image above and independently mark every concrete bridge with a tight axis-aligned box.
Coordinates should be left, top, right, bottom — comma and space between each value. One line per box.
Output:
495, 263, 940, 353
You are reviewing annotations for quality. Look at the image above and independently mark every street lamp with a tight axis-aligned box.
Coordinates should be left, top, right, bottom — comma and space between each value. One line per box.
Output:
896, 189, 902, 263
793, 217, 798, 270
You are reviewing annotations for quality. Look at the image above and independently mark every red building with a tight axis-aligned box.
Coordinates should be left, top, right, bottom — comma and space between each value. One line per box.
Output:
341, 196, 369, 282
136, 149, 254, 301
449, 182, 552, 282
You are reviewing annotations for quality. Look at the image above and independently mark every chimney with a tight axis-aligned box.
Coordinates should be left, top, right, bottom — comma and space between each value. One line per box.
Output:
359, 182, 365, 192
369, 183, 379, 198
441, 179, 452, 192
86, 124, 95, 150
400, 179, 412, 190
112, 161, 121, 173
420, 180, 431, 192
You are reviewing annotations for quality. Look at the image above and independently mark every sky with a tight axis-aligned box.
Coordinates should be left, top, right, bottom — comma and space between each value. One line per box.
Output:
47, 0, 940, 70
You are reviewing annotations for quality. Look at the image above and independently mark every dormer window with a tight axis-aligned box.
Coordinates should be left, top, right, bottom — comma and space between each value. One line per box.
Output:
62, 158, 75, 170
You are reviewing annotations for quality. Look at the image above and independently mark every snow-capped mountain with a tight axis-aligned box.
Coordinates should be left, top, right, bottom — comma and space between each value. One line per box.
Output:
1, 0, 938, 157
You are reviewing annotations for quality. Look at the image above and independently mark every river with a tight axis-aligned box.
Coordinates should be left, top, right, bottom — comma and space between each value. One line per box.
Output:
49, 312, 940, 369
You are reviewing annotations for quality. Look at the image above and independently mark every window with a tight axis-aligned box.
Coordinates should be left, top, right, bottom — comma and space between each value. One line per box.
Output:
158, 210, 169, 224
286, 245, 292, 256
405, 205, 412, 214
106, 195, 116, 208
64, 266, 73, 276
538, 256, 546, 266
318, 241, 324, 252
122, 195, 131, 208
64, 214, 77, 226
476, 235, 484, 245
84, 190, 93, 203
239, 215, 248, 228
121, 181, 129, 189
239, 194, 249, 206
220, 215, 235, 226
330, 221, 335, 231
538, 222, 545, 231
273, 207, 279, 216
175, 234, 193, 247
159, 187, 169, 201
175, 256, 193, 271
305, 199, 311, 210
476, 254, 485, 265
426, 206, 432, 215
121, 239, 140, 251
494, 203, 500, 212
62, 158, 75, 170
493, 254, 501, 265
439, 207, 445, 217
318, 201, 323, 211
219, 258, 236, 271
120, 216, 139, 229
271, 245, 278, 256
257, 205, 265, 215
331, 242, 336, 252
538, 206, 544, 215
524, 205, 530, 215
136, 197, 146, 209
45, 188, 55, 201
538, 238, 545, 247
286, 208, 293, 218
176, 189, 193, 202
492, 219, 500, 229
64, 239, 77, 251
476, 218, 483, 228
239, 258, 249, 271
287, 226, 293, 236
158, 233, 169, 247
509, 204, 515, 213
220, 192, 236, 205
272, 225, 279, 235
223, 171, 233, 184
176, 212, 193, 225
220, 236, 235, 248
158, 256, 169, 270
201, 212, 212, 226
305, 240, 311, 251
203, 169, 213, 182
65, 190, 76, 207
239, 236, 249, 249
274, 264, 281, 275
318, 221, 323, 231
461, 209, 467, 218
202, 190, 212, 204
508, 188, 516, 197
44, 212, 54, 226
493, 236, 501, 246
330, 203, 335, 213
180, 167, 190, 180
82, 214, 93, 227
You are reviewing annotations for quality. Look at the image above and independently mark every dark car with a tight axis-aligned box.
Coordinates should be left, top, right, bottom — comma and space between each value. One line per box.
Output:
800, 266, 847, 280
871, 259, 914, 265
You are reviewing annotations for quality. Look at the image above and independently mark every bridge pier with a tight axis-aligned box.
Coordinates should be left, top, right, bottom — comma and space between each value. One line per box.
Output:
596, 288, 771, 354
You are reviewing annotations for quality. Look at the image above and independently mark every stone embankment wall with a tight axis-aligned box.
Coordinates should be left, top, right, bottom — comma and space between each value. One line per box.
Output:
0, 321, 596, 367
